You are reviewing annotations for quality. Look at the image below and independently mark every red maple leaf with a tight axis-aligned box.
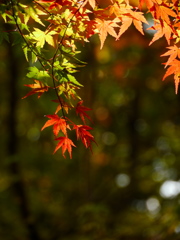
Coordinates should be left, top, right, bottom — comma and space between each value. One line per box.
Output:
75, 101, 92, 124
22, 80, 49, 99
36, 0, 72, 10
171, 0, 179, 12
48, 0, 71, 9
83, 19, 97, 39
41, 114, 70, 136
54, 136, 76, 158
73, 124, 96, 151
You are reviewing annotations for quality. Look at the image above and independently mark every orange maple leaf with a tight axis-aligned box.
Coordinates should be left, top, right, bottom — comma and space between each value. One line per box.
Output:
95, 18, 119, 49
139, 0, 174, 10
161, 45, 180, 67
130, 11, 148, 34
73, 125, 96, 151
88, 0, 96, 9
163, 59, 180, 94
54, 136, 76, 158
117, 11, 148, 39
41, 114, 70, 136
109, 2, 131, 17
148, 20, 174, 45
75, 101, 92, 124
52, 99, 71, 114
22, 80, 49, 99
138, 0, 155, 10
151, 2, 177, 24
79, 0, 96, 9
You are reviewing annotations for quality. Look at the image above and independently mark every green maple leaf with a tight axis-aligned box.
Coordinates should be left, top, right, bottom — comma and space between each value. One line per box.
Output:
32, 28, 56, 48
24, 6, 46, 26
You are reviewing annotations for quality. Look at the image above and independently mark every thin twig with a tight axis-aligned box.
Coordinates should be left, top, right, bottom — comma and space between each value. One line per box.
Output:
51, 1, 85, 118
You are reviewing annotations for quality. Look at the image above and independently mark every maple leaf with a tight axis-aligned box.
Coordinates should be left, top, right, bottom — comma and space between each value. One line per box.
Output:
109, 3, 123, 17
173, 29, 180, 44
148, 20, 174, 45
161, 45, 180, 67
152, 2, 177, 24
48, 0, 72, 10
138, 0, 155, 10
31, 28, 56, 47
88, 0, 96, 9
117, 11, 148, 39
22, 80, 49, 99
109, 1, 134, 17
75, 101, 92, 124
58, 82, 81, 100
116, 16, 132, 38
171, 0, 179, 12
81, 0, 96, 9
41, 114, 70, 136
24, 6, 46, 26
73, 125, 96, 151
163, 59, 180, 94
52, 99, 71, 114
130, 11, 148, 34
36, 0, 71, 6
54, 136, 76, 158
83, 19, 97, 40
95, 18, 119, 49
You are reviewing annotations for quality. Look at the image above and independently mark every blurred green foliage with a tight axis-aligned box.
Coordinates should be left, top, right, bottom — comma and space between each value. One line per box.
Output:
1, 23, 180, 240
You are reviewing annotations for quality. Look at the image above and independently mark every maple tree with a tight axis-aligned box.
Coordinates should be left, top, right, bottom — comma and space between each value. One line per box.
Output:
1, 0, 180, 158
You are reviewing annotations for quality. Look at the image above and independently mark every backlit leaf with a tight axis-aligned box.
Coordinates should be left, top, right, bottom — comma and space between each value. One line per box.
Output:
73, 124, 96, 151
22, 80, 49, 99
161, 45, 180, 67
163, 59, 180, 94
54, 136, 76, 158
96, 18, 119, 49
75, 101, 92, 124
41, 114, 70, 136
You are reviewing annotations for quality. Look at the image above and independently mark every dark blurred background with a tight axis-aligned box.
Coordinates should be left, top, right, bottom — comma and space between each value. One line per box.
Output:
1, 9, 180, 240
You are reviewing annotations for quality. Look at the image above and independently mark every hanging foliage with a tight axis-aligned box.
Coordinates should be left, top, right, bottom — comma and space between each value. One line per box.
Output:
0, 0, 180, 157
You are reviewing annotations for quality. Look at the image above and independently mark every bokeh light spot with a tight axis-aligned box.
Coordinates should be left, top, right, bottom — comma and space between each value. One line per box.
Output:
115, 173, 130, 188
102, 131, 117, 146
160, 180, 180, 199
146, 197, 160, 214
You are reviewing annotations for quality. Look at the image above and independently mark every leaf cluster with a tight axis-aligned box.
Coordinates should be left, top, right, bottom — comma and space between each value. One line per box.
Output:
1, 0, 180, 157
